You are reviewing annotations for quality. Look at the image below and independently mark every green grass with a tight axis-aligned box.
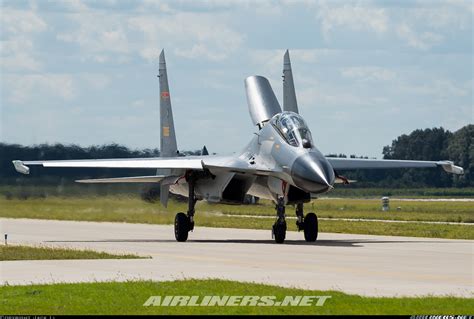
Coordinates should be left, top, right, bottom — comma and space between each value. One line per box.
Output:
0, 245, 145, 261
224, 198, 474, 223
1, 196, 473, 239
3, 184, 474, 198
327, 187, 474, 198
1, 279, 472, 315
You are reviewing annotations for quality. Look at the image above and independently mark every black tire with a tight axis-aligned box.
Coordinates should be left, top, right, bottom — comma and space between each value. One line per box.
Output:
304, 212, 318, 242
175, 212, 189, 242
273, 221, 286, 244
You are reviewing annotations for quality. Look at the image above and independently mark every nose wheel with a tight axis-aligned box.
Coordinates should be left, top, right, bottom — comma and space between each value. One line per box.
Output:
295, 203, 318, 242
272, 197, 287, 243
303, 212, 318, 242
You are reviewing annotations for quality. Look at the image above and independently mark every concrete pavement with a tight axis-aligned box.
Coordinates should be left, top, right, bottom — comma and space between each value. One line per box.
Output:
1, 218, 472, 297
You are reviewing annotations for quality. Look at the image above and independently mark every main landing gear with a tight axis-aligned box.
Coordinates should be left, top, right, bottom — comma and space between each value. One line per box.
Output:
272, 200, 318, 244
174, 172, 197, 242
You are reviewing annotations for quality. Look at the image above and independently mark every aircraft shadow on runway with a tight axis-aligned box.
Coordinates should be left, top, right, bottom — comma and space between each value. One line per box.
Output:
45, 238, 444, 247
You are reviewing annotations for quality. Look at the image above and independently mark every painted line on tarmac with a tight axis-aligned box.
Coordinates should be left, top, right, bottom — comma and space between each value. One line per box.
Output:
215, 213, 473, 226
318, 198, 474, 202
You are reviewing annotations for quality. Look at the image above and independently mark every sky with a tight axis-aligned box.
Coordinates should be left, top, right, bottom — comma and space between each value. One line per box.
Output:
1, 0, 473, 158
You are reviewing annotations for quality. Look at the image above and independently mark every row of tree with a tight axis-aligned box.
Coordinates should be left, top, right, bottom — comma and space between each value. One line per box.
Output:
333, 125, 472, 187
1, 125, 472, 187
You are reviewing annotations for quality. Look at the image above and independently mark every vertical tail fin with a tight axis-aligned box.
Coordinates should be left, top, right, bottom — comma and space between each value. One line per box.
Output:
158, 49, 178, 207
283, 50, 299, 114
159, 49, 178, 157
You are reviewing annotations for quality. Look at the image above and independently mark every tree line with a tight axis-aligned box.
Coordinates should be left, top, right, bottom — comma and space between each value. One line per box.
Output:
330, 125, 472, 187
1, 124, 472, 187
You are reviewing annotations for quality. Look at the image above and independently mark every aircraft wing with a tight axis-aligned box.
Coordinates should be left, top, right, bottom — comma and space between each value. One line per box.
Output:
13, 157, 204, 175
12, 155, 282, 177
326, 158, 464, 175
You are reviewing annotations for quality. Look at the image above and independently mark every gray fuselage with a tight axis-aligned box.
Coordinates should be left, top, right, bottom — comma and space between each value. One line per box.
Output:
170, 111, 335, 205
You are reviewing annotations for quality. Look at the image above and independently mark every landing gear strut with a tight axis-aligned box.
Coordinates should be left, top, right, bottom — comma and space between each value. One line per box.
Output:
295, 203, 318, 242
174, 171, 197, 242
272, 197, 287, 243
296, 203, 304, 231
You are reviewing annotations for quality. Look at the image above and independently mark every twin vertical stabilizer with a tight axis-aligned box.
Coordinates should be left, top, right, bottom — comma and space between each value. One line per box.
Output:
283, 50, 299, 114
159, 50, 178, 157
158, 49, 178, 207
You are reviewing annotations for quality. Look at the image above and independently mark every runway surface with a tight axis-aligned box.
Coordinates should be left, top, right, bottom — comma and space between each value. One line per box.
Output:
1, 218, 472, 297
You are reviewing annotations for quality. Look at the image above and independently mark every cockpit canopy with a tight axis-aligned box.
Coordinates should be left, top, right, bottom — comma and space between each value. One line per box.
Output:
270, 111, 314, 148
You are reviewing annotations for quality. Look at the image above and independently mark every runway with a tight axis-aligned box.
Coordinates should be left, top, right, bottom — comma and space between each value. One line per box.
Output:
1, 218, 472, 297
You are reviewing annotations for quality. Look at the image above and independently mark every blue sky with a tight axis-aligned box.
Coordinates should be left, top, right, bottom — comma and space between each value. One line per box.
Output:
1, 0, 472, 158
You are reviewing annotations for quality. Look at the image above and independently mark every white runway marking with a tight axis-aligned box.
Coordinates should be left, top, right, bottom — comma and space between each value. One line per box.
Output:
216, 213, 474, 226
1, 218, 472, 297
319, 198, 474, 202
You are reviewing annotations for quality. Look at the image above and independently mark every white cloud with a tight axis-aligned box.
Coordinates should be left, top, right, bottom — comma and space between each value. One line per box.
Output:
0, 38, 41, 71
53, 3, 244, 63
0, 8, 46, 71
399, 79, 469, 98
4, 74, 77, 104
340, 66, 396, 82
396, 23, 444, 50
80, 73, 110, 90
408, 7, 471, 30
54, 1, 131, 63
0, 8, 47, 34
128, 12, 244, 61
316, 3, 388, 36
57, 14, 130, 55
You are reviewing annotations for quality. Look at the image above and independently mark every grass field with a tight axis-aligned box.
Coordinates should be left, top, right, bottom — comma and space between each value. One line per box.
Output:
0, 245, 144, 261
1, 196, 473, 239
1, 279, 472, 315
3, 184, 474, 198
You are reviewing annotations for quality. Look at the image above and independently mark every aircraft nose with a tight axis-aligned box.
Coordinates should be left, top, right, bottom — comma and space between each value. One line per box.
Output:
291, 152, 335, 193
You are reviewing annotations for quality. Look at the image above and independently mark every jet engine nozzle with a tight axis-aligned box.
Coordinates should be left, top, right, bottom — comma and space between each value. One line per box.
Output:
291, 152, 335, 194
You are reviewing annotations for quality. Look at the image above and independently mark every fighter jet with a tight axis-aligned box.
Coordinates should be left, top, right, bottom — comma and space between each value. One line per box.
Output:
13, 50, 464, 243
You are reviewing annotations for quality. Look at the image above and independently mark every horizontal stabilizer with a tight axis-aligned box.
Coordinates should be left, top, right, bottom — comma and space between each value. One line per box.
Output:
76, 175, 166, 183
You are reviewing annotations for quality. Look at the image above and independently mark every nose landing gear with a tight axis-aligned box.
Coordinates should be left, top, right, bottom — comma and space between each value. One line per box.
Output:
303, 212, 318, 242
272, 197, 287, 243
272, 200, 319, 243
295, 203, 318, 242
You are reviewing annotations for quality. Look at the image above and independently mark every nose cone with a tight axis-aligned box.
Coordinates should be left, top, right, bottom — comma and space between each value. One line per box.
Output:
291, 152, 335, 194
